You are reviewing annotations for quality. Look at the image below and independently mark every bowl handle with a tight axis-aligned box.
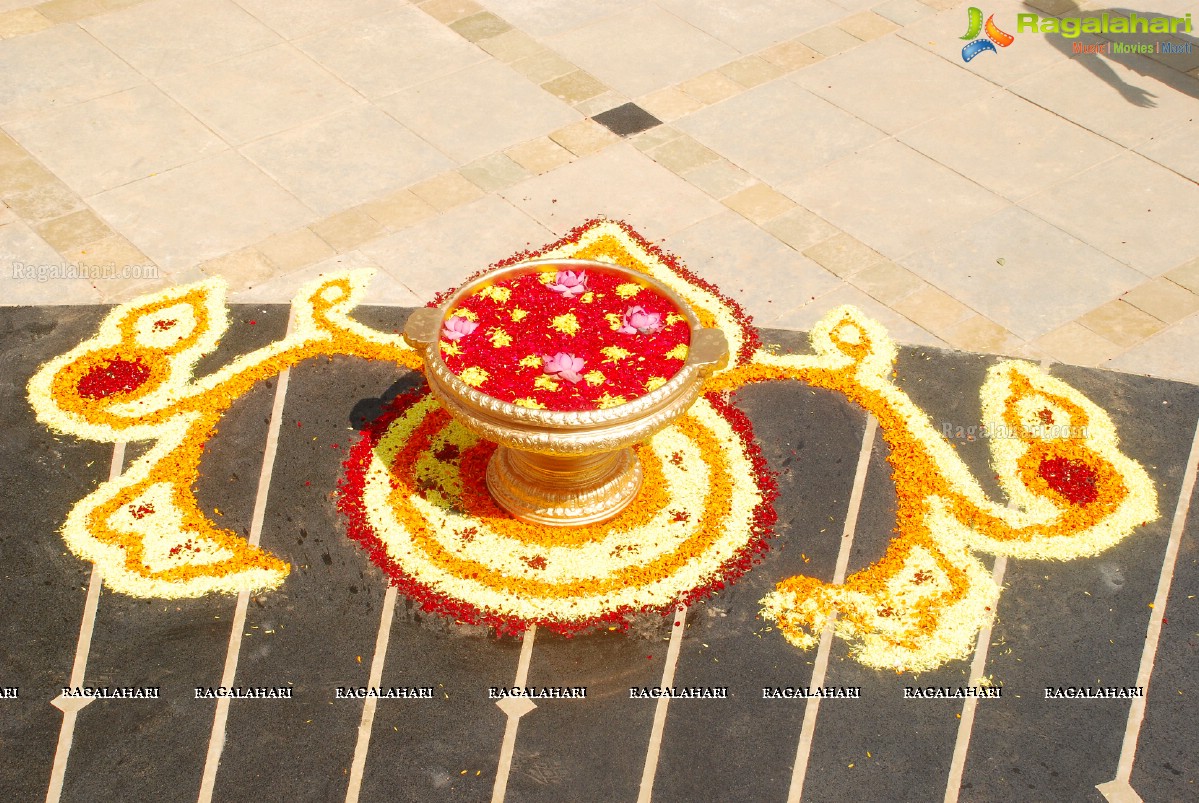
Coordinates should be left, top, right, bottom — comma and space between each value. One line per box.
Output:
686, 328, 729, 375
403, 307, 443, 349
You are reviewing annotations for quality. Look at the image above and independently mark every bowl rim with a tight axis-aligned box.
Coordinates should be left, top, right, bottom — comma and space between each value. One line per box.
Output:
421, 257, 709, 428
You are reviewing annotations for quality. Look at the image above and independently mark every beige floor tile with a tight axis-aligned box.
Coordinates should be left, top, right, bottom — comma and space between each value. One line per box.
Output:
629, 125, 682, 153
656, 0, 845, 53
1121, 278, 1199, 323
647, 134, 719, 173
89, 151, 314, 271
158, 44, 361, 145
872, 0, 932, 25
1021, 152, 1199, 277
783, 283, 946, 347
792, 37, 992, 134
802, 231, 884, 278
573, 90, 628, 117
476, 28, 543, 63
310, 207, 385, 251
420, 0, 482, 25
0, 158, 58, 193
508, 50, 576, 84
410, 172, 485, 212
942, 315, 1024, 356
759, 39, 824, 70
722, 183, 795, 223
1032, 322, 1124, 367
635, 87, 704, 122
233, 0, 395, 39
719, 56, 785, 88
474, 0, 641, 39
1108, 313, 1199, 384
505, 138, 575, 174
797, 26, 861, 57
459, 153, 531, 193
898, 92, 1123, 202
892, 285, 974, 338
34, 208, 112, 251
242, 106, 451, 216
547, 5, 738, 98
901, 207, 1144, 340
198, 247, 278, 292
448, 11, 510, 42
81, 0, 281, 79
664, 210, 842, 327
542, 70, 608, 104
7, 85, 225, 196
257, 227, 335, 271
380, 60, 579, 164
680, 159, 756, 199
0, 25, 142, 122
549, 119, 620, 157
1078, 300, 1167, 348
762, 207, 838, 252
678, 71, 743, 105
3, 178, 84, 222
500, 143, 723, 239
789, 139, 1006, 260
1137, 119, 1199, 184
837, 11, 899, 40
0, 8, 52, 39
36, 0, 105, 23
59, 231, 159, 304
0, 131, 25, 165
1008, 48, 1198, 148
294, 7, 485, 99
362, 189, 438, 231
1166, 256, 1199, 294
361, 195, 551, 300
1, 218, 99, 305
677, 81, 885, 187
850, 260, 925, 305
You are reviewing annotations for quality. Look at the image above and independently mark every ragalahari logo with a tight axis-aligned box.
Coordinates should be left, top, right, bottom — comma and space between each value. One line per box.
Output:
961, 8, 1015, 61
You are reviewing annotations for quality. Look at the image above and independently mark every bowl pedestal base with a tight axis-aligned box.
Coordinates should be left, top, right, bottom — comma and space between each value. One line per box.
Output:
485, 446, 644, 526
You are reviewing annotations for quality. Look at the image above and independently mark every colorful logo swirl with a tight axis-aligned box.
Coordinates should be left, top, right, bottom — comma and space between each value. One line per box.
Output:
961, 7, 1015, 62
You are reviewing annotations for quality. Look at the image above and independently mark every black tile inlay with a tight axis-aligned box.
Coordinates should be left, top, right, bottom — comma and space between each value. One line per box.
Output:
592, 102, 661, 137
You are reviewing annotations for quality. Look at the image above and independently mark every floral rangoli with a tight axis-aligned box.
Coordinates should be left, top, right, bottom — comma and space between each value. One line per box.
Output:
27, 219, 1157, 671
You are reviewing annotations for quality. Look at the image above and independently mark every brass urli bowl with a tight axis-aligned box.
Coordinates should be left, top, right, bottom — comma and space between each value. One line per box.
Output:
403, 258, 729, 527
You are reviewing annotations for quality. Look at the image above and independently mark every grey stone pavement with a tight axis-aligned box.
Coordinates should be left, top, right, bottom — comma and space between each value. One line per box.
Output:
2, 0, 1199, 801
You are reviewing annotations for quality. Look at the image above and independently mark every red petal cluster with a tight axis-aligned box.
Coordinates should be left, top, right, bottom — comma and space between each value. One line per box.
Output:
76, 355, 152, 399
442, 269, 688, 411
1038, 456, 1099, 506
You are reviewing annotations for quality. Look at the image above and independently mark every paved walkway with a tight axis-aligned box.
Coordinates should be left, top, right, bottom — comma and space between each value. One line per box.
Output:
1, 0, 1197, 383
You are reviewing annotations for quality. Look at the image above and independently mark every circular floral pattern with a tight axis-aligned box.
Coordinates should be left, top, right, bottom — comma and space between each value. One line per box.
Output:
440, 266, 691, 411
338, 388, 775, 634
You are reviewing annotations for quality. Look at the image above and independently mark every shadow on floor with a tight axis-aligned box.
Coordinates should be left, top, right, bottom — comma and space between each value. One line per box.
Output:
1021, 1, 1199, 105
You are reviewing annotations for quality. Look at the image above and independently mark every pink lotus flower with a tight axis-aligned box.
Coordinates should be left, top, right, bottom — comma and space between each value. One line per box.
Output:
618, 306, 663, 335
542, 352, 584, 383
442, 315, 478, 341
547, 270, 587, 298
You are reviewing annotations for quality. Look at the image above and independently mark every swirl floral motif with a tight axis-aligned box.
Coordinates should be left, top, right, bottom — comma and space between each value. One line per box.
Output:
28, 219, 1157, 671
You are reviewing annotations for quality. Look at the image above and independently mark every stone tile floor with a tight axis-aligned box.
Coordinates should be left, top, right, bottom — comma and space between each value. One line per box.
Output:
1, 0, 1197, 382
